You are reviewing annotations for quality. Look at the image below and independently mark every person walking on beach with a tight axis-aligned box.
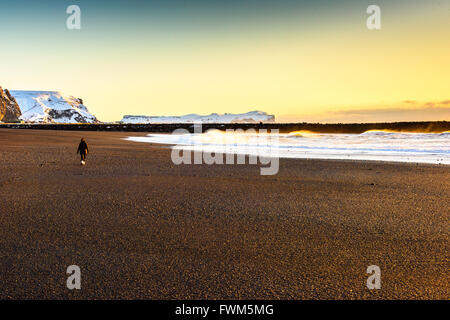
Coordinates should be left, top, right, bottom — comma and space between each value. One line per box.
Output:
77, 138, 89, 164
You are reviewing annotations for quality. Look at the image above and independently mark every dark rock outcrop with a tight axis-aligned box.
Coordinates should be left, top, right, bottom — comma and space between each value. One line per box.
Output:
0, 86, 22, 122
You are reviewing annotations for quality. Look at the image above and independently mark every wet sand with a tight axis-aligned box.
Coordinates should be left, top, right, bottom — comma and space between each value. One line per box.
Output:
0, 128, 448, 299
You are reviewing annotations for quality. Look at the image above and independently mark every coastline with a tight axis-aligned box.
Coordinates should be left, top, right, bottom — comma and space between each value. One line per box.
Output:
0, 128, 448, 299
1, 120, 449, 133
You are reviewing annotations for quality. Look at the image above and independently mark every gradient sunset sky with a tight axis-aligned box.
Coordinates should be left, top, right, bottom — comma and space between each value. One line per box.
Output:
1, 0, 449, 122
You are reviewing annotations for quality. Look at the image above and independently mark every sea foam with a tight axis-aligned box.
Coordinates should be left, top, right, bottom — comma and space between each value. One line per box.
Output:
126, 130, 450, 165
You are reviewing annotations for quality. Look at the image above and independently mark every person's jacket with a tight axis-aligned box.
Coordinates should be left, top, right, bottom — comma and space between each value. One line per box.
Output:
77, 141, 89, 154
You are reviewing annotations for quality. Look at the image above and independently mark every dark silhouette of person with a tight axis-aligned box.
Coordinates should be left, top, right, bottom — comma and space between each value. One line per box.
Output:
77, 138, 89, 162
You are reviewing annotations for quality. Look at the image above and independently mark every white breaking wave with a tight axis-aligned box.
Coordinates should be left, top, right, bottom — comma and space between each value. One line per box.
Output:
126, 130, 450, 165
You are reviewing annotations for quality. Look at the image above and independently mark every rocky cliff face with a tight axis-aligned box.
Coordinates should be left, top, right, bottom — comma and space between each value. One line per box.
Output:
0, 86, 22, 122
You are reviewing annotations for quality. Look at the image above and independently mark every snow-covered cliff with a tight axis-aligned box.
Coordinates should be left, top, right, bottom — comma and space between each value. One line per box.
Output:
9, 90, 98, 123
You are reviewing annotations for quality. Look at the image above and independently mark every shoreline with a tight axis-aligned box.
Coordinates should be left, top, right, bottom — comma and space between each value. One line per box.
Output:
124, 133, 450, 166
128, 142, 450, 167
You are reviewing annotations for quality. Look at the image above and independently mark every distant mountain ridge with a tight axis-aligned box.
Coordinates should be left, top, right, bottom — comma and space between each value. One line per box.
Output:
2, 86, 274, 124
121, 111, 275, 124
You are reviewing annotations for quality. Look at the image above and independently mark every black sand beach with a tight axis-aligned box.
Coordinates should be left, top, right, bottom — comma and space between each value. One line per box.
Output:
0, 129, 448, 299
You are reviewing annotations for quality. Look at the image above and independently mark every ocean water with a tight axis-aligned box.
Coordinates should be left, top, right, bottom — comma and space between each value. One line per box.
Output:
126, 130, 450, 165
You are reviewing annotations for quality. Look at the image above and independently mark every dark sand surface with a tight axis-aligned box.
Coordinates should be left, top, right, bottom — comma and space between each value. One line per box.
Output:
0, 129, 448, 299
